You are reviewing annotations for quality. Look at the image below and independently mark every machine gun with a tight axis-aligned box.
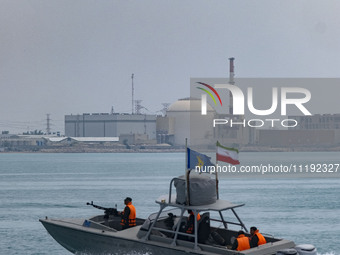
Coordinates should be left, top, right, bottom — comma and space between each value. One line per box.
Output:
86, 201, 119, 219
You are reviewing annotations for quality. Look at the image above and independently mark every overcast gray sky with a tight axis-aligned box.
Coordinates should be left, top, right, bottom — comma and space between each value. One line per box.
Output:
1, 0, 340, 134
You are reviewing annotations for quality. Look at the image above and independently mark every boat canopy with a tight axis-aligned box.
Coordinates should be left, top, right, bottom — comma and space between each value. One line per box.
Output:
156, 195, 245, 212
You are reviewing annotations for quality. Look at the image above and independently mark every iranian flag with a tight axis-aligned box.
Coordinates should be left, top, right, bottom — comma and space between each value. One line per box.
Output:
216, 141, 240, 165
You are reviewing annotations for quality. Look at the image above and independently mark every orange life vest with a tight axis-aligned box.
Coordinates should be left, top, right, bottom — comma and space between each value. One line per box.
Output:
186, 212, 201, 234
254, 230, 266, 245
236, 234, 251, 251
120, 202, 136, 227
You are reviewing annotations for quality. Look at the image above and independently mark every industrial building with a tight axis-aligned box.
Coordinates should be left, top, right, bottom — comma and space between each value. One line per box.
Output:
257, 129, 340, 147
254, 114, 340, 148
64, 113, 157, 140
63, 98, 248, 148
289, 114, 340, 130
165, 97, 215, 146
156, 97, 249, 147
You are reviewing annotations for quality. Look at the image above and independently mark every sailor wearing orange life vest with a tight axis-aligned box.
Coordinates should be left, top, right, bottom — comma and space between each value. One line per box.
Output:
119, 197, 136, 230
249, 226, 267, 248
186, 210, 201, 234
231, 230, 250, 251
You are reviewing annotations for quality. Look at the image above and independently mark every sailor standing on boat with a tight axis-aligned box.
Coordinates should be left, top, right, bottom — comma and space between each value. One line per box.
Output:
249, 226, 267, 247
118, 197, 136, 230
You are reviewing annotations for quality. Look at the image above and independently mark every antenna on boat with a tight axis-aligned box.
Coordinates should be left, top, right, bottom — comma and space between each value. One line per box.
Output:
215, 142, 219, 200
185, 138, 191, 205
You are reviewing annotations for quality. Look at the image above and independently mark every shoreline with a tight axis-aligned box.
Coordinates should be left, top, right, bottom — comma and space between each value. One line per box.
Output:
2, 145, 340, 153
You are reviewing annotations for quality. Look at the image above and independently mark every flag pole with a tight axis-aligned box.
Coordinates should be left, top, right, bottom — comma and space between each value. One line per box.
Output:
216, 141, 219, 199
185, 138, 188, 172
185, 138, 190, 205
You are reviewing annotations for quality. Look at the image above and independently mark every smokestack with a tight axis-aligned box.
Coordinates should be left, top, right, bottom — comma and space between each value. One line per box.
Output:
229, 57, 235, 84
228, 57, 235, 114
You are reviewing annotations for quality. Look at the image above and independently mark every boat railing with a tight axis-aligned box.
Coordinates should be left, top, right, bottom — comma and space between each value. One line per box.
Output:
210, 218, 244, 228
168, 177, 181, 204
143, 207, 248, 251
142, 177, 248, 250
143, 204, 200, 248
150, 226, 196, 239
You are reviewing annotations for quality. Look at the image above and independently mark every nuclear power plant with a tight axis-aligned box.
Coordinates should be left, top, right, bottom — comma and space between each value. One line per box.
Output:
3, 58, 340, 152
63, 58, 248, 148
62, 58, 340, 149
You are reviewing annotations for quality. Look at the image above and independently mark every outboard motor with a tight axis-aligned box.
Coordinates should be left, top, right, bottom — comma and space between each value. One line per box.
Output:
294, 244, 317, 255
276, 248, 298, 255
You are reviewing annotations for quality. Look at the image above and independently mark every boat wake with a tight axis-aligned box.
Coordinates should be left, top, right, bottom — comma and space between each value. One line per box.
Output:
318, 252, 339, 255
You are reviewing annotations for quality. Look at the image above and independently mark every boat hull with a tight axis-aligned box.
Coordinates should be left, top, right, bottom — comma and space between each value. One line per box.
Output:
40, 218, 203, 255
40, 217, 296, 255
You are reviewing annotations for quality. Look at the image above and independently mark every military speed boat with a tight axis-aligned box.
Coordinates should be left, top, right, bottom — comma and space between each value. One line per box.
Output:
40, 175, 317, 255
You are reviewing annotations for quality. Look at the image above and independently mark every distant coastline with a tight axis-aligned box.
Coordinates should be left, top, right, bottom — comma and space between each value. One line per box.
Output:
2, 143, 340, 153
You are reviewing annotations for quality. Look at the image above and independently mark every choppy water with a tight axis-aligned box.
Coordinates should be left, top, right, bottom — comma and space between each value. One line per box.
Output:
0, 153, 339, 255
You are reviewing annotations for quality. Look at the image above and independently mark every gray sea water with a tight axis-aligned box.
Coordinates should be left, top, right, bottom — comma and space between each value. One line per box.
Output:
0, 152, 339, 255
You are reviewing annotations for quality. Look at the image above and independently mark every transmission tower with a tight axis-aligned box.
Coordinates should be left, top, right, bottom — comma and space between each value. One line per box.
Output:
135, 100, 142, 115
161, 103, 170, 116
